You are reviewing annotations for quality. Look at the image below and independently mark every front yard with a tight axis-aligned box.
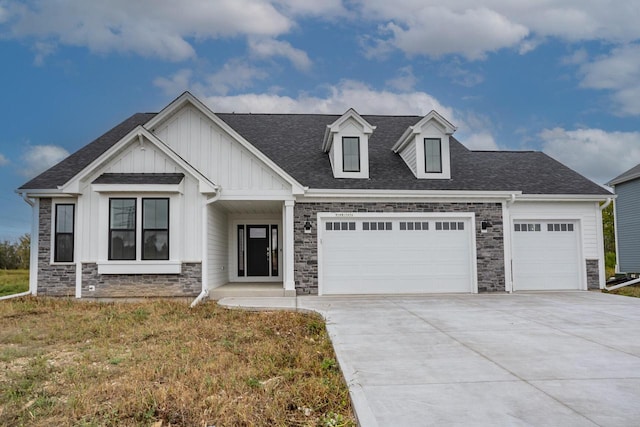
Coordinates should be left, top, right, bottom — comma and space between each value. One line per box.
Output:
0, 298, 355, 426
0, 269, 29, 297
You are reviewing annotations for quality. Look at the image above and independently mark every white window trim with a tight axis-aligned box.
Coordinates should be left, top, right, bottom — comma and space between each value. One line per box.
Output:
415, 134, 451, 179
332, 131, 370, 179
50, 198, 77, 265
97, 193, 181, 274
229, 217, 282, 283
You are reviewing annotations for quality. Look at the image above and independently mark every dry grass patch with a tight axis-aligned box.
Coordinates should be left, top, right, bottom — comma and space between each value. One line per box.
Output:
0, 297, 355, 426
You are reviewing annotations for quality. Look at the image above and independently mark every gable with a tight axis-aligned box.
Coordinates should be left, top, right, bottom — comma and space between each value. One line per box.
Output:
150, 103, 294, 196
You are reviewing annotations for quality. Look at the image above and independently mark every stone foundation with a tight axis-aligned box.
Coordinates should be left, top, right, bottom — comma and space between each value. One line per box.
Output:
37, 198, 76, 296
586, 259, 600, 290
294, 202, 505, 295
81, 263, 202, 298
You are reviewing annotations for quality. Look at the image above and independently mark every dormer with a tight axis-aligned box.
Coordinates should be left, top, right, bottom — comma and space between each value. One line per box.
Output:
392, 110, 456, 180
322, 108, 376, 179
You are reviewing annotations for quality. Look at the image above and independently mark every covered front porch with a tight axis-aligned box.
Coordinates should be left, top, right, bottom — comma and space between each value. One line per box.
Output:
204, 199, 296, 298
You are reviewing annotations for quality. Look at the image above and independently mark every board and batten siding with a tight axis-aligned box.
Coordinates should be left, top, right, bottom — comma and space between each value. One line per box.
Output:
78, 141, 203, 262
399, 140, 418, 176
207, 204, 229, 288
508, 201, 601, 258
615, 180, 640, 272
152, 105, 292, 194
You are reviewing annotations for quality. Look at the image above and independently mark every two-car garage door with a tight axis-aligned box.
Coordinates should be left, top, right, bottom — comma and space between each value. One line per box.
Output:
319, 215, 475, 295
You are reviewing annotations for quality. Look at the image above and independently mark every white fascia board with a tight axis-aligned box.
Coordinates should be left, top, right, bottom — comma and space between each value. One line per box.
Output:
322, 108, 376, 152
391, 111, 456, 153
302, 188, 521, 200
608, 172, 640, 186
16, 189, 75, 198
144, 91, 306, 195
515, 194, 614, 202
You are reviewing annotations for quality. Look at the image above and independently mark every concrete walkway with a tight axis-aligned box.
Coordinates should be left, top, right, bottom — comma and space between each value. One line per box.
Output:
219, 292, 640, 426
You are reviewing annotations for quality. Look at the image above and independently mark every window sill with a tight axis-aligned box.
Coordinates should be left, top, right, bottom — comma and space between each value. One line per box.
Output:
97, 261, 182, 275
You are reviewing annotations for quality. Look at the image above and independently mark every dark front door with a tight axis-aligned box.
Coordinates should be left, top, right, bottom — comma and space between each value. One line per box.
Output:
246, 225, 270, 276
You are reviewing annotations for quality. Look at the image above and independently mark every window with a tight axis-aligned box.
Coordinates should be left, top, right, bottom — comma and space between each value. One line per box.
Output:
363, 221, 392, 231
109, 199, 136, 260
514, 223, 541, 232
400, 221, 429, 231
547, 223, 574, 232
54, 204, 74, 262
342, 137, 360, 172
142, 198, 169, 260
435, 221, 465, 231
326, 221, 356, 231
424, 138, 442, 173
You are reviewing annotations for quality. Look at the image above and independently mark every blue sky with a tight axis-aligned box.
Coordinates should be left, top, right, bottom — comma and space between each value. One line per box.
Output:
1, 0, 640, 241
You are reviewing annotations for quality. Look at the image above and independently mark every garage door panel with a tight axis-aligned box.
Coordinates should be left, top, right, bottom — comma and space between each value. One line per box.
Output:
512, 221, 581, 291
320, 216, 474, 295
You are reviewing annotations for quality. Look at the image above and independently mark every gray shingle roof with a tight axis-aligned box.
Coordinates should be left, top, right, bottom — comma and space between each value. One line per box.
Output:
92, 173, 185, 185
608, 163, 640, 186
19, 109, 610, 196
217, 113, 610, 195
19, 113, 156, 190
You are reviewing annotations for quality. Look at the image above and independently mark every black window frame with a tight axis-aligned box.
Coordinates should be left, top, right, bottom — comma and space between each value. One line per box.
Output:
109, 198, 137, 261
342, 136, 361, 172
142, 198, 170, 261
54, 203, 75, 263
424, 138, 443, 173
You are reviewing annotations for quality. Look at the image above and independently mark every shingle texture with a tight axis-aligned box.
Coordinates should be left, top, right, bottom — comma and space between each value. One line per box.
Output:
92, 173, 185, 185
19, 113, 156, 190
19, 110, 610, 195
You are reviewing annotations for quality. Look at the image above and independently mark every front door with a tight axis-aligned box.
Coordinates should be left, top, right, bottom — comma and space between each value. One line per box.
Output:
246, 225, 270, 276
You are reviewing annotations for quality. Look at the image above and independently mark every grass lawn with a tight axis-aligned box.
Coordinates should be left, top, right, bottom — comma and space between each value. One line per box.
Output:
0, 269, 29, 297
0, 298, 355, 426
606, 284, 640, 298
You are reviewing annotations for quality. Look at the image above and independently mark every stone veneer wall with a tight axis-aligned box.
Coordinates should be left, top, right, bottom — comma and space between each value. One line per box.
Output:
294, 202, 505, 295
37, 198, 76, 296
586, 259, 600, 290
81, 263, 202, 298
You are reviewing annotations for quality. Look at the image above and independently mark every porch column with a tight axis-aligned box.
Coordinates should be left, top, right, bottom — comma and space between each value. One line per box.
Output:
284, 200, 295, 292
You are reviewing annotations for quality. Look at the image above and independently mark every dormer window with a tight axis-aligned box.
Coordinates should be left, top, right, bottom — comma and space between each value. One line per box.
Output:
342, 137, 360, 172
424, 138, 442, 173
392, 110, 456, 180
322, 108, 376, 179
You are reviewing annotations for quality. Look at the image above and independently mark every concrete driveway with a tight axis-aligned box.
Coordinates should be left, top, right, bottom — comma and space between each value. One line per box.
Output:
219, 292, 640, 426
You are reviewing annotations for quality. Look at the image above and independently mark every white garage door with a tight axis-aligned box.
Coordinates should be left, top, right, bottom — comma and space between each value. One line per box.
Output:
319, 215, 475, 295
512, 221, 582, 291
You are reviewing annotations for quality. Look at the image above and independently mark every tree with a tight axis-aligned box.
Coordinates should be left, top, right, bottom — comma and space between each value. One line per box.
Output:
0, 233, 30, 270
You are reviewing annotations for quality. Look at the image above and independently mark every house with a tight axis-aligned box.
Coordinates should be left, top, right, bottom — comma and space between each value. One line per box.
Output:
608, 164, 640, 274
17, 92, 612, 300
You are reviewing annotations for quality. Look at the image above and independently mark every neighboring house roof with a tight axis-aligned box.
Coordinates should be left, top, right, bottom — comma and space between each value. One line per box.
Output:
92, 173, 185, 185
19, 109, 610, 196
608, 163, 640, 187
19, 113, 156, 190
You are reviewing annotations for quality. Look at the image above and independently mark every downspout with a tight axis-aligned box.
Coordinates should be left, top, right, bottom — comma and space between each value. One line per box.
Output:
599, 198, 612, 211
190, 186, 222, 308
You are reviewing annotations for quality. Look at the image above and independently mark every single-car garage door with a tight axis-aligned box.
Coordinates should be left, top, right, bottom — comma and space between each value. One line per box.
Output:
511, 221, 582, 291
319, 215, 476, 295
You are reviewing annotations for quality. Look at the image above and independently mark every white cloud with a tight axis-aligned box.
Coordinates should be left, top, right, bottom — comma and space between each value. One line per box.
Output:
462, 133, 498, 150
203, 79, 454, 117
385, 66, 417, 92
248, 38, 312, 71
356, 1, 640, 59
21, 145, 69, 178
540, 127, 640, 185
154, 69, 193, 96
3, 0, 293, 61
578, 44, 640, 115
203, 59, 268, 96
561, 48, 588, 66
0, 153, 8, 166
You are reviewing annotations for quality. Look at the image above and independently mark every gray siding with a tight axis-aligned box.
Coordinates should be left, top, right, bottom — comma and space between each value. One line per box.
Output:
616, 180, 640, 272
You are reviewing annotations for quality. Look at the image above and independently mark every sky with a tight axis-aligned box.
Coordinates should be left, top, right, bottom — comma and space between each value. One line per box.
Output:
1, 0, 640, 241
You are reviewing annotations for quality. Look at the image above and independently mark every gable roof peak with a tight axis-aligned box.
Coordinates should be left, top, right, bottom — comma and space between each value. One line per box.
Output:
322, 108, 376, 151
392, 110, 457, 153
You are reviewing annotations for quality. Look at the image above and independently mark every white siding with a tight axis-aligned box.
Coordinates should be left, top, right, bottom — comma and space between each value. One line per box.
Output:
399, 140, 418, 176
207, 204, 229, 288
78, 143, 203, 262
152, 105, 291, 194
508, 201, 600, 258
